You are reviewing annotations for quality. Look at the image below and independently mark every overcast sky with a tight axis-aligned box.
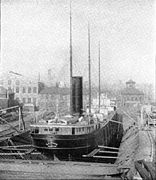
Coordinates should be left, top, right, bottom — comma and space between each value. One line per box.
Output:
1, 0, 155, 86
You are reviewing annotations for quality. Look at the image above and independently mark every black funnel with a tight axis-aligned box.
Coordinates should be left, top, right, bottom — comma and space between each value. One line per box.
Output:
72, 76, 83, 116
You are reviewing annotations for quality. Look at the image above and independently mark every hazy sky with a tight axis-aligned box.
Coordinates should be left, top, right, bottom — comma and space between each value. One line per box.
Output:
1, 0, 155, 86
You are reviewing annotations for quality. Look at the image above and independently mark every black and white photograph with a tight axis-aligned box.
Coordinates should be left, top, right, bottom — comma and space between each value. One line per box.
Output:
0, 0, 155, 179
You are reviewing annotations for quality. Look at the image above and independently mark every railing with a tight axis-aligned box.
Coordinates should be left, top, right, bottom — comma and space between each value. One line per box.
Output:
31, 122, 101, 135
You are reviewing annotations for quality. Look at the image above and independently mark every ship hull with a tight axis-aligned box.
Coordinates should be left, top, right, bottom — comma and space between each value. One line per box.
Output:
31, 130, 98, 160
31, 114, 123, 160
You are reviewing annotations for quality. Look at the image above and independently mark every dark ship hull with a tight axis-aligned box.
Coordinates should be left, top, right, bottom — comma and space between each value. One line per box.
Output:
31, 113, 123, 160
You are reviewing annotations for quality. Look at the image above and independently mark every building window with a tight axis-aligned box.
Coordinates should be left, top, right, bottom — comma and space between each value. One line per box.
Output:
135, 97, 138, 101
15, 80, 20, 85
23, 98, 26, 103
33, 87, 37, 93
23, 87, 26, 93
28, 87, 31, 93
28, 98, 31, 103
8, 80, 11, 85
33, 98, 36, 104
16, 87, 19, 93
0, 80, 3, 85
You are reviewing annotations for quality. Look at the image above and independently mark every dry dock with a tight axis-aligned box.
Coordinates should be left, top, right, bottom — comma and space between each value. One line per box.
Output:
0, 108, 155, 179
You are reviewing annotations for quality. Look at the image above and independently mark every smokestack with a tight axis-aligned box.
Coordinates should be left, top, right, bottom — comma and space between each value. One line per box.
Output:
72, 76, 83, 116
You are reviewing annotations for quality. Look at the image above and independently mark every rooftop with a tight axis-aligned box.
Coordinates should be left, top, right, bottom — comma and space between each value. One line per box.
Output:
126, 79, 136, 84
40, 86, 70, 95
121, 87, 144, 95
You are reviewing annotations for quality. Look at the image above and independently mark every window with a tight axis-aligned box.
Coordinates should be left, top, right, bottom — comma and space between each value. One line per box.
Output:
33, 98, 36, 104
23, 87, 26, 93
49, 128, 53, 131
35, 128, 39, 134
16, 87, 19, 93
28, 98, 31, 103
33, 87, 37, 93
72, 128, 75, 135
0, 80, 3, 85
8, 80, 11, 85
28, 87, 31, 93
15, 80, 20, 85
23, 98, 26, 103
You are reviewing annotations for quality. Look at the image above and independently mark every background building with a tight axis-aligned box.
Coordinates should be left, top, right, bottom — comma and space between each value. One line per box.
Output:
0, 72, 39, 106
121, 80, 144, 107
38, 86, 70, 114
0, 86, 7, 108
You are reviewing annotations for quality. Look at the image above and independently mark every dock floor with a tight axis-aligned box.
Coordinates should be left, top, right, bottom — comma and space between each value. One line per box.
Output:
0, 159, 121, 180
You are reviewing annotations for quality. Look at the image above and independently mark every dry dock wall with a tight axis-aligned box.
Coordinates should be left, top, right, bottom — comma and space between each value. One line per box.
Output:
115, 125, 139, 179
116, 111, 155, 179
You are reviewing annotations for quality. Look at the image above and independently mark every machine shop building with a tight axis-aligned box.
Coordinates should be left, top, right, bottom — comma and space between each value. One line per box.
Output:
121, 80, 144, 107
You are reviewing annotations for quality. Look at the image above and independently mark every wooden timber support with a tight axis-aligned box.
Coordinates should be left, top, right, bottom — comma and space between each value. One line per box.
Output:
0, 105, 25, 132
82, 148, 100, 157
93, 156, 119, 159
109, 119, 123, 124
0, 106, 19, 112
0, 117, 20, 133
99, 150, 118, 154
135, 160, 156, 180
98, 145, 119, 150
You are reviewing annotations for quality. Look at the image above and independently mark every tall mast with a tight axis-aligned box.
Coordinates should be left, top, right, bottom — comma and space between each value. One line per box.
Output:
70, 1, 73, 115
88, 23, 91, 114
155, 55, 156, 102
98, 42, 101, 112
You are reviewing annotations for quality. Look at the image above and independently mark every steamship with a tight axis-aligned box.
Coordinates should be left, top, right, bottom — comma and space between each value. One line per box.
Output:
30, 6, 123, 160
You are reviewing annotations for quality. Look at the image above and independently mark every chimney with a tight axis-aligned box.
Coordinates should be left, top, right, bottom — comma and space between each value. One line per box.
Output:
72, 76, 83, 116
